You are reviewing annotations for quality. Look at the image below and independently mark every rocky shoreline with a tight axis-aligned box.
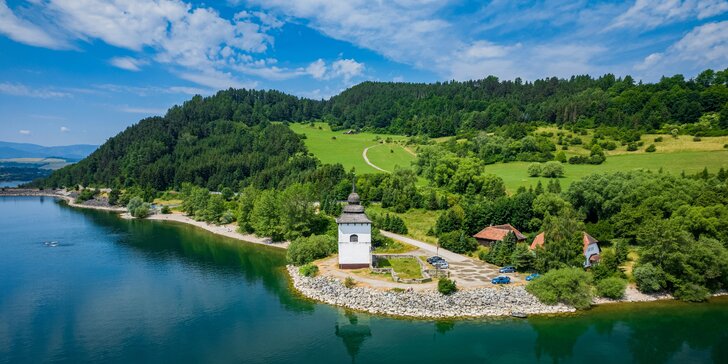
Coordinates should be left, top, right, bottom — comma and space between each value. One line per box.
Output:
287, 265, 575, 318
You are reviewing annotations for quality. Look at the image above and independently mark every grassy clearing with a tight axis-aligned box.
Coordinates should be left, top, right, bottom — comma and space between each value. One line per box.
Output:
377, 257, 423, 279
288, 122, 412, 174
485, 150, 728, 192
153, 198, 184, 206
373, 240, 417, 254
364, 143, 416, 172
366, 203, 440, 245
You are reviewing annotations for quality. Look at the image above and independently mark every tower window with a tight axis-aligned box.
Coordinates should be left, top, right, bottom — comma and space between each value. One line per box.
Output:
350, 234, 358, 242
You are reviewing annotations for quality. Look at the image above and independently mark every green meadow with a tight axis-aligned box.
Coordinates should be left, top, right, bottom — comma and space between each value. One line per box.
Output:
288, 122, 414, 174
486, 150, 728, 192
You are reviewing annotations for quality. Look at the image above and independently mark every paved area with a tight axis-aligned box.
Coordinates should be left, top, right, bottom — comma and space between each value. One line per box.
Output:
316, 232, 524, 290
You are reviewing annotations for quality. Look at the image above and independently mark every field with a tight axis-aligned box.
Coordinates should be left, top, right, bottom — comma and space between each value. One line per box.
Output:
376, 257, 423, 279
288, 122, 415, 174
367, 204, 440, 245
486, 150, 728, 192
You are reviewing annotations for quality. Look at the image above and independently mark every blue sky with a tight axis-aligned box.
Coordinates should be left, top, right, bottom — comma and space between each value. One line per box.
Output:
1, 0, 727, 146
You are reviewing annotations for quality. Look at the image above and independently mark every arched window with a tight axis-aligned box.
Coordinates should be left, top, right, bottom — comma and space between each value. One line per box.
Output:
350, 234, 358, 243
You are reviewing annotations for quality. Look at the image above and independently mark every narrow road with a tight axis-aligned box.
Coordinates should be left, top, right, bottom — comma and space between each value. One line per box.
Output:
379, 230, 468, 262
362, 145, 389, 173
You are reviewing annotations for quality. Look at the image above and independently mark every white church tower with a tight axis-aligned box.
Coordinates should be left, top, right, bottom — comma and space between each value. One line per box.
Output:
336, 185, 372, 269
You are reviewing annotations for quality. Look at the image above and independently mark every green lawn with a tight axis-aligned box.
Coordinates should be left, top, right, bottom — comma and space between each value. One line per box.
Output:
367, 203, 440, 245
485, 150, 728, 192
288, 122, 413, 174
376, 257, 423, 279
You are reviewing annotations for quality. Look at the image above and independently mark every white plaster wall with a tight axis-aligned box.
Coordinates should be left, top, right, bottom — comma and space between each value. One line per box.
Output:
338, 242, 372, 265
338, 223, 371, 243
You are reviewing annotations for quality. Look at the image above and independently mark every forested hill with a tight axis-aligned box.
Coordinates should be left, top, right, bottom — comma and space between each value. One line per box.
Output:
35, 89, 324, 190
325, 69, 728, 136
33, 69, 728, 189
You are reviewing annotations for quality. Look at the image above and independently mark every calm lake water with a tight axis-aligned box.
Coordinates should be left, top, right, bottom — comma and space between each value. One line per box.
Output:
1, 196, 727, 364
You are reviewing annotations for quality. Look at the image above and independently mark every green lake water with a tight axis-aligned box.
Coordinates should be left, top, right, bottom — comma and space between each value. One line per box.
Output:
1, 196, 727, 363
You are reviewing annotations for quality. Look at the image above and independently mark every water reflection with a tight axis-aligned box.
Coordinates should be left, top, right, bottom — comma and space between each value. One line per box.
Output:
335, 311, 372, 363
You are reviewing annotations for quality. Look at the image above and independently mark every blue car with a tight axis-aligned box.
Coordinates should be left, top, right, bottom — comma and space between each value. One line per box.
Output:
499, 266, 516, 273
526, 273, 541, 281
491, 276, 511, 284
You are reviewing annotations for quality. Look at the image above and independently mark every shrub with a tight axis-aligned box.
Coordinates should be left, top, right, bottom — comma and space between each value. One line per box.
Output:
633, 263, 666, 293
674, 282, 709, 302
527, 163, 542, 177
693, 136, 702, 142
654, 136, 663, 142
541, 161, 564, 178
596, 277, 627, 299
438, 230, 478, 254
344, 277, 356, 288
645, 144, 656, 153
160, 205, 171, 214
438, 278, 457, 295
526, 267, 593, 309
627, 142, 638, 151
127, 197, 151, 218
299, 263, 319, 277
75, 188, 97, 203
286, 234, 337, 265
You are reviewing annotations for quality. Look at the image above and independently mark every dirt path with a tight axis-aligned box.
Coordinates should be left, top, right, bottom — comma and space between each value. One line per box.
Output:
362, 145, 389, 173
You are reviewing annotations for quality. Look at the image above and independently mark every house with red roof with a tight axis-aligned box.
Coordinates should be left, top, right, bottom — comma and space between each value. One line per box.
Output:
529, 231, 601, 267
473, 224, 526, 246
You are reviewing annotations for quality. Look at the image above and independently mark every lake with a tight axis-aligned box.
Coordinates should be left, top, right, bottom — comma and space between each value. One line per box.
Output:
1, 196, 727, 363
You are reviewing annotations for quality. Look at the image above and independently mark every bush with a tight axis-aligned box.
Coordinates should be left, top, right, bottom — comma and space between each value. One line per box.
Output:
627, 142, 638, 151
127, 197, 151, 218
645, 144, 656, 152
654, 136, 663, 142
633, 263, 666, 293
526, 267, 593, 309
528, 163, 542, 177
541, 161, 564, 178
438, 278, 457, 295
160, 205, 171, 214
299, 263, 319, 277
693, 136, 702, 142
438, 230, 478, 254
344, 277, 356, 288
674, 282, 709, 302
286, 234, 337, 265
596, 277, 627, 299
75, 188, 97, 203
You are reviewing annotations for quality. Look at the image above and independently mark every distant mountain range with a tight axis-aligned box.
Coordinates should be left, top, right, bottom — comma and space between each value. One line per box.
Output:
0, 141, 97, 161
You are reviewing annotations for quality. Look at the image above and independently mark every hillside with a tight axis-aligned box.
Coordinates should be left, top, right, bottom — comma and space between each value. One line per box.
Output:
34, 90, 322, 190
34, 69, 728, 189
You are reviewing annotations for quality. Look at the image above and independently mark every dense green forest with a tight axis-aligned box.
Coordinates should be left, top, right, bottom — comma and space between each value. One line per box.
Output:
326, 69, 728, 136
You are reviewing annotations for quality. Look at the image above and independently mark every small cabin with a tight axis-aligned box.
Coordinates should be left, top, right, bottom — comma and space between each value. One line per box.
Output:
529, 231, 601, 267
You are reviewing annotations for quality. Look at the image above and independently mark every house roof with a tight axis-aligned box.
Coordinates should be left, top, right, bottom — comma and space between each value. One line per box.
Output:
337, 184, 371, 224
529, 231, 599, 252
473, 224, 526, 241
583, 232, 599, 253
530, 232, 545, 250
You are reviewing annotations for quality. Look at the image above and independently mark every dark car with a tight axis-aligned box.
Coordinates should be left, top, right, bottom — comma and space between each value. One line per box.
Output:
526, 273, 541, 281
491, 276, 511, 284
427, 256, 444, 264
499, 266, 516, 273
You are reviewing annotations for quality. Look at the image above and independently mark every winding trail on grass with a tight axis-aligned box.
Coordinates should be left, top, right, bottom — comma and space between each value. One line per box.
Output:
362, 144, 389, 173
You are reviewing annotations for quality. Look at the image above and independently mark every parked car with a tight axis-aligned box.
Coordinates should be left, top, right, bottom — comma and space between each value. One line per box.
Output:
433, 261, 449, 269
499, 266, 516, 273
427, 256, 444, 264
491, 276, 511, 284
526, 273, 541, 281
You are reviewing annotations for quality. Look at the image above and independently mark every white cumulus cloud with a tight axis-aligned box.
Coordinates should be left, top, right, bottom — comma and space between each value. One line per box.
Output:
109, 56, 146, 71
18, 129, 31, 135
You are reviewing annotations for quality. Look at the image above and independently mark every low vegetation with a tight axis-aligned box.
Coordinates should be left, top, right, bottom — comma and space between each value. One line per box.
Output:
438, 278, 457, 295
299, 263, 319, 277
596, 277, 627, 299
377, 257, 422, 280
526, 268, 593, 310
286, 235, 337, 266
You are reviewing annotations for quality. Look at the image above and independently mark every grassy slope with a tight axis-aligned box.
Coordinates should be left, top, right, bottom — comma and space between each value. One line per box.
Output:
377, 257, 423, 279
367, 203, 440, 245
288, 122, 413, 174
486, 150, 728, 192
